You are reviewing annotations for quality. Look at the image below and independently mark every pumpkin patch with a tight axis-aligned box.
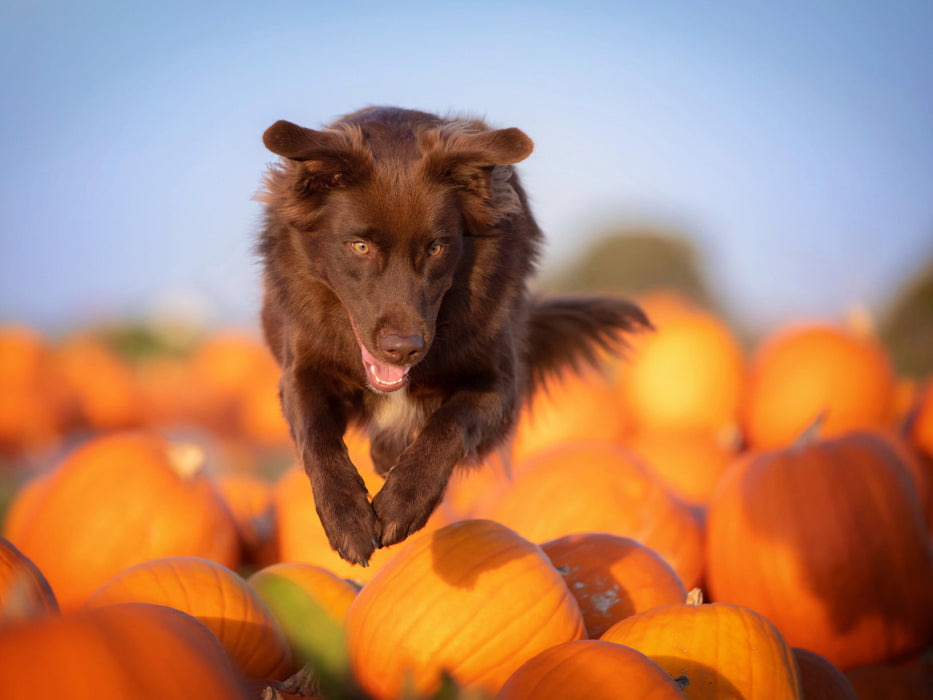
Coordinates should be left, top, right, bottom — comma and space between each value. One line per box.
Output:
0, 305, 930, 697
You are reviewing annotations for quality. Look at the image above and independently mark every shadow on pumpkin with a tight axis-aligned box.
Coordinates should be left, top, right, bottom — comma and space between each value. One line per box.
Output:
650, 656, 743, 699
711, 433, 933, 668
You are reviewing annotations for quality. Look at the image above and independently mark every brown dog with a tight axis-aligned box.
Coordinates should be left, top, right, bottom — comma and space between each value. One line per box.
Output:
257, 106, 648, 565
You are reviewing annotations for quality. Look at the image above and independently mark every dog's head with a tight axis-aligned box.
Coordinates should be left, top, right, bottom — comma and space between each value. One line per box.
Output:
261, 110, 533, 393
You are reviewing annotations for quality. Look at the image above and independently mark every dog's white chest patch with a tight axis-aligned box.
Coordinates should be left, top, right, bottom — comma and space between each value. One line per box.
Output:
371, 387, 425, 434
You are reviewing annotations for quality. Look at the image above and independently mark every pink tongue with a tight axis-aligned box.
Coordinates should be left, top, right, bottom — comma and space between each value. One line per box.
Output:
359, 340, 409, 391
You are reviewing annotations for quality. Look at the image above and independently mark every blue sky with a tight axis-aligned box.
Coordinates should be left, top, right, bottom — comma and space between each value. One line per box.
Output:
1, 1, 931, 334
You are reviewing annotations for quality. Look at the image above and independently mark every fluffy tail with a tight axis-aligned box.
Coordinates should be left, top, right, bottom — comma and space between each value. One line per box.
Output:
523, 295, 651, 398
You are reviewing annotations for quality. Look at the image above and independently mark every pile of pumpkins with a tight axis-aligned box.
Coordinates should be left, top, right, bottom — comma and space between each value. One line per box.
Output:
1, 292, 933, 699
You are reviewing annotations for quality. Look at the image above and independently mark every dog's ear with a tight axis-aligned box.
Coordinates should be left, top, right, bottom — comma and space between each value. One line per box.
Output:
263, 120, 372, 190
422, 125, 533, 227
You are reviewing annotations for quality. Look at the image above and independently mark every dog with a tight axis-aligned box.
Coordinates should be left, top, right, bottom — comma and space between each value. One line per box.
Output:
257, 106, 649, 565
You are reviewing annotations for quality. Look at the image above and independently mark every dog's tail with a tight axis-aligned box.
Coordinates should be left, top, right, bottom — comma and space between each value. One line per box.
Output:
523, 295, 652, 398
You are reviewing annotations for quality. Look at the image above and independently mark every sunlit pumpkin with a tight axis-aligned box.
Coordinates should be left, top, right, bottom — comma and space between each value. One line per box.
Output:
601, 596, 802, 699
0, 602, 251, 699
495, 640, 687, 700
616, 309, 745, 435
345, 520, 585, 699
705, 429, 933, 669
511, 367, 632, 462
540, 533, 686, 639
0, 536, 59, 618
627, 428, 739, 508
83, 556, 292, 680
5, 431, 238, 612
477, 441, 703, 588
741, 323, 895, 448
792, 649, 858, 700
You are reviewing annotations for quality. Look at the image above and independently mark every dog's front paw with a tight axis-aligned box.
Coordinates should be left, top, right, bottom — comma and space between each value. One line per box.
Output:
315, 479, 381, 566
371, 471, 444, 548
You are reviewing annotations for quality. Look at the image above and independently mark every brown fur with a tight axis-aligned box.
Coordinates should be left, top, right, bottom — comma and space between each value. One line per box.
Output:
257, 106, 649, 565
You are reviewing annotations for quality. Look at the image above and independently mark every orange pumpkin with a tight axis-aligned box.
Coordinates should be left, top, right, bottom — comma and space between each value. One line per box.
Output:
477, 441, 704, 588
627, 428, 739, 508
511, 367, 632, 462
705, 430, 933, 669
345, 520, 585, 699
0, 602, 251, 699
0, 536, 59, 618
248, 561, 358, 661
216, 473, 275, 564
495, 640, 687, 700
741, 323, 895, 448
792, 649, 858, 700
5, 431, 238, 612
83, 556, 292, 680
601, 598, 802, 699
0, 325, 67, 455
54, 334, 144, 430
911, 379, 933, 461
540, 533, 686, 638
617, 309, 745, 435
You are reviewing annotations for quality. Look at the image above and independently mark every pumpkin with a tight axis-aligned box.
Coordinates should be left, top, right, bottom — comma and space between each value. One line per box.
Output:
0, 536, 59, 618
0, 602, 251, 699
5, 431, 238, 612
495, 640, 687, 700
511, 367, 632, 462
627, 428, 739, 507
845, 663, 933, 700
601, 597, 802, 700
83, 556, 293, 680
705, 429, 933, 669
345, 519, 585, 699
477, 441, 704, 588
540, 533, 686, 638
911, 379, 933, 461
0, 325, 66, 455
217, 473, 276, 564
248, 561, 358, 660
792, 649, 858, 700
273, 429, 448, 582
741, 323, 895, 448
54, 334, 143, 430
617, 308, 745, 435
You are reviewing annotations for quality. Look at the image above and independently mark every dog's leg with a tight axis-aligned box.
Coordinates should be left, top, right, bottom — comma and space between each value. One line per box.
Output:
371, 388, 513, 546
280, 364, 381, 565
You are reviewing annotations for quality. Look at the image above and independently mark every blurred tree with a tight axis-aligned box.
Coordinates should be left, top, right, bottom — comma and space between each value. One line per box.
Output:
881, 252, 933, 377
540, 227, 722, 312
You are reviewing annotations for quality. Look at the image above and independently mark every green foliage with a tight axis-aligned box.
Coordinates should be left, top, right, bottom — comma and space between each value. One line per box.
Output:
881, 254, 933, 377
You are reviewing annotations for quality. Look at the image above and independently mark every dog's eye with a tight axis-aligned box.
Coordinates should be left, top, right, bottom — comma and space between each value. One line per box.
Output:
349, 241, 371, 255
427, 242, 445, 257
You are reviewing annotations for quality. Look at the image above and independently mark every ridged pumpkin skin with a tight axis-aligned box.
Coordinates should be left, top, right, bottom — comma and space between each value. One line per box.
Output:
345, 520, 585, 699
248, 562, 358, 623
540, 533, 686, 638
601, 602, 802, 700
705, 431, 933, 669
83, 556, 292, 680
478, 442, 704, 588
741, 324, 894, 448
0, 536, 59, 617
495, 640, 687, 700
5, 431, 238, 612
0, 603, 251, 699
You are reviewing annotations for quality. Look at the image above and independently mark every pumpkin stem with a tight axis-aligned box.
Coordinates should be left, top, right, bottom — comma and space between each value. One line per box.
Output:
791, 412, 827, 452
167, 442, 205, 479
844, 304, 877, 340
686, 588, 704, 606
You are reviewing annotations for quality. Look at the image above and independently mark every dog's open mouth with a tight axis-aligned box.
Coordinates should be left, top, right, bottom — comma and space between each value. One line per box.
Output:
349, 318, 410, 392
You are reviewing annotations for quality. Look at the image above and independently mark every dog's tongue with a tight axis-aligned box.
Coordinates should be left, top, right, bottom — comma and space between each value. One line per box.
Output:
359, 338, 409, 392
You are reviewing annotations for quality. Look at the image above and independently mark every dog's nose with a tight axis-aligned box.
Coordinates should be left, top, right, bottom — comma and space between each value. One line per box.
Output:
380, 333, 424, 364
